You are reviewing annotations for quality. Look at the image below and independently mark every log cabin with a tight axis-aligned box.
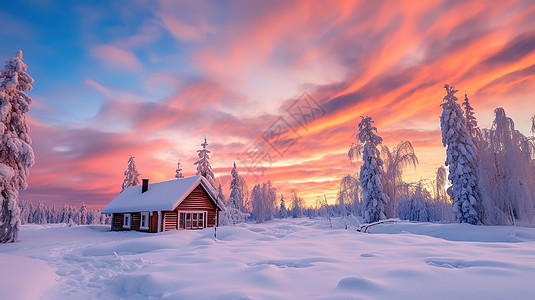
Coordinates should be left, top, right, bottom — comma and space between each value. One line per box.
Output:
102, 176, 222, 233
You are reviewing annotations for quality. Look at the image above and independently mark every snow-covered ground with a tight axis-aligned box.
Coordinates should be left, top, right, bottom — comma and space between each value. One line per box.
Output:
1, 218, 535, 299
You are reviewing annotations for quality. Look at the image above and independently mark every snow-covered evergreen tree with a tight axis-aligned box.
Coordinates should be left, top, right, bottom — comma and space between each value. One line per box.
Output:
121, 155, 140, 192
217, 165, 250, 226
175, 160, 184, 179
80, 202, 87, 225
440, 84, 481, 224
59, 204, 69, 223
277, 193, 287, 218
227, 162, 242, 210
32, 201, 47, 225
0, 50, 35, 243
356, 116, 388, 223
194, 137, 215, 187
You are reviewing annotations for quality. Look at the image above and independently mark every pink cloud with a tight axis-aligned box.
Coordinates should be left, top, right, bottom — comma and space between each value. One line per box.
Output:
90, 45, 142, 70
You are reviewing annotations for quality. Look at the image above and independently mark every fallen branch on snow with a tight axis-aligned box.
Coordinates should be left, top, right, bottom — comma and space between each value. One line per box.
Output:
356, 218, 402, 233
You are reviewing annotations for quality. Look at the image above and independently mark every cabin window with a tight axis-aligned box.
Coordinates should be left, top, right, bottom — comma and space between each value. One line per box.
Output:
140, 212, 149, 230
179, 213, 185, 229
179, 211, 206, 229
123, 214, 131, 228
192, 213, 198, 228
185, 213, 191, 228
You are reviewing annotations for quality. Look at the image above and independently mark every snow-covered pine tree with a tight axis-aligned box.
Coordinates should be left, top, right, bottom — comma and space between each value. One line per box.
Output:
175, 160, 184, 179
194, 137, 215, 187
0, 50, 35, 243
356, 116, 388, 223
440, 84, 481, 225
227, 162, 241, 210
462, 91, 480, 141
49, 204, 57, 223
219, 182, 249, 226
80, 202, 87, 225
32, 201, 47, 225
60, 204, 69, 223
121, 155, 140, 192
278, 193, 287, 218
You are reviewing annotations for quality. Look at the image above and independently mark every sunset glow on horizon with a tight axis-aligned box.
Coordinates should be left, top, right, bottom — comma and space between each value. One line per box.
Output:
2, 0, 535, 209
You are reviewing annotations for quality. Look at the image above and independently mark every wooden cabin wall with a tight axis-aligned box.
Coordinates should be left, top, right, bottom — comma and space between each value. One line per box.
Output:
111, 212, 148, 232
112, 214, 124, 231
176, 185, 218, 227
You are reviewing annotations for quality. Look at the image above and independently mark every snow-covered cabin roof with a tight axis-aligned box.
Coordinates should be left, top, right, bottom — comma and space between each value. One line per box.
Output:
102, 175, 222, 214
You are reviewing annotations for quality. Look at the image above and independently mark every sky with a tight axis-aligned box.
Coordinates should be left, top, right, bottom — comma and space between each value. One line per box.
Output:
2, 0, 535, 210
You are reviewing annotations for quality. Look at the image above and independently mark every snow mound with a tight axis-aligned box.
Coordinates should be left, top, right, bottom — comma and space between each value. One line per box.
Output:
0, 254, 57, 299
336, 276, 380, 291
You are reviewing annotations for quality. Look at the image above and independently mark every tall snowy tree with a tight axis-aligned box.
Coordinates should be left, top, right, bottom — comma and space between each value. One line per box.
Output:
121, 155, 140, 192
227, 162, 242, 210
354, 116, 388, 223
0, 50, 35, 243
440, 84, 481, 224
194, 137, 215, 186
175, 160, 184, 179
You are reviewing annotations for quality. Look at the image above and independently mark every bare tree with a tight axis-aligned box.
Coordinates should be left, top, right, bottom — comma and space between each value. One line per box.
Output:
435, 166, 447, 203
380, 141, 418, 218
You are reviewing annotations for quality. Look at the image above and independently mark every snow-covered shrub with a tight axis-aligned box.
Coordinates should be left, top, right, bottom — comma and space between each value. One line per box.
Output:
397, 184, 431, 222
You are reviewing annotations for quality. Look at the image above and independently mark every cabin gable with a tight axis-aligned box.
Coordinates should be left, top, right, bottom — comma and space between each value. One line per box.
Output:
161, 184, 220, 231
